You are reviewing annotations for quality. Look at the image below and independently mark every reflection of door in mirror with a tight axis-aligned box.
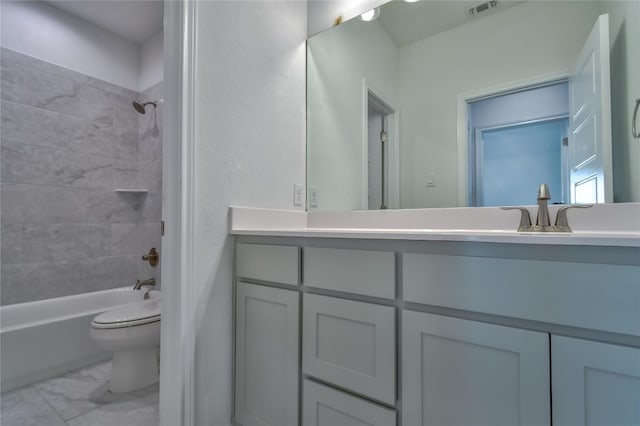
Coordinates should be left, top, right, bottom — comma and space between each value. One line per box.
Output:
468, 81, 570, 207
367, 91, 396, 210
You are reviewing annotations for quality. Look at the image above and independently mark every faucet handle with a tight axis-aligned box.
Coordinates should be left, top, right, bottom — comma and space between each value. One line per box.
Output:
501, 207, 533, 232
554, 204, 592, 232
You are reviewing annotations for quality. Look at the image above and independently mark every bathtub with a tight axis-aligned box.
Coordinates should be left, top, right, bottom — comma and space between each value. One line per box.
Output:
1, 287, 161, 392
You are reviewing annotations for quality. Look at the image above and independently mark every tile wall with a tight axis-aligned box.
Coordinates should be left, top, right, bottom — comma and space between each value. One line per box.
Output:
0, 48, 162, 305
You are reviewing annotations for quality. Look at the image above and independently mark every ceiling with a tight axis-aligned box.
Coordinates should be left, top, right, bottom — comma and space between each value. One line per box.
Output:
377, 0, 525, 47
44, 0, 163, 44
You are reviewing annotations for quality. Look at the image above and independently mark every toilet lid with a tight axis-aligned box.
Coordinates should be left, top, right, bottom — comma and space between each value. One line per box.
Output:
91, 300, 161, 329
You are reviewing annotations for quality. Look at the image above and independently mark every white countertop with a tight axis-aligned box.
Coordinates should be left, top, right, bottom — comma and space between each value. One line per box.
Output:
230, 205, 640, 247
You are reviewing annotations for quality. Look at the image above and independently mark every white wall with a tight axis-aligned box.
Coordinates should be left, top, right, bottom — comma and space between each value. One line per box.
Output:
604, 0, 640, 202
140, 31, 164, 92
0, 0, 163, 92
397, 1, 601, 208
307, 18, 397, 210
192, 1, 306, 424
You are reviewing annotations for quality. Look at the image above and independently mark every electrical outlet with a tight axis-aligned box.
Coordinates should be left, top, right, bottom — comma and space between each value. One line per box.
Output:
309, 186, 319, 208
293, 184, 304, 206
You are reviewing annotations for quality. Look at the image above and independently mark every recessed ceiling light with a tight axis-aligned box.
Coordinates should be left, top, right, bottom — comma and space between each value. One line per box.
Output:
404, 0, 420, 2
359, 8, 380, 22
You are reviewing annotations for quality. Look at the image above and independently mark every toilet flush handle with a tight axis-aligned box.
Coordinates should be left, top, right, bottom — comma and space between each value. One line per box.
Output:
142, 248, 159, 267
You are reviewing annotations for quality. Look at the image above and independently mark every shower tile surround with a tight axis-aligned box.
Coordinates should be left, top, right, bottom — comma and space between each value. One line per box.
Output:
0, 48, 163, 305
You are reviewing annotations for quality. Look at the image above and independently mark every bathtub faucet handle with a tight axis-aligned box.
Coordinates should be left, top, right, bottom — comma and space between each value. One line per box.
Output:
142, 248, 159, 267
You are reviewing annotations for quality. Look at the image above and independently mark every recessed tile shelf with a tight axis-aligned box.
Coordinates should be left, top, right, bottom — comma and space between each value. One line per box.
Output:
114, 189, 149, 193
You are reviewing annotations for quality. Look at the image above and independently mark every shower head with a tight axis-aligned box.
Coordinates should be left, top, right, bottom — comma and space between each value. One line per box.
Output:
133, 100, 157, 115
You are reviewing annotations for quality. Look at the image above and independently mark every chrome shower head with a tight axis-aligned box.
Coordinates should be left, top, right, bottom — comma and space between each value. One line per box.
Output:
133, 100, 157, 115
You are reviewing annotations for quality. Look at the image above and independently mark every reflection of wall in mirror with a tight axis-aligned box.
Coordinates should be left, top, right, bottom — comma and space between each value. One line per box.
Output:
605, 0, 640, 203
307, 18, 397, 210
398, 1, 602, 208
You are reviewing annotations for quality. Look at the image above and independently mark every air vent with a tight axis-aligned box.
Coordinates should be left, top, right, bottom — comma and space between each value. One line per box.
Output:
466, 0, 499, 17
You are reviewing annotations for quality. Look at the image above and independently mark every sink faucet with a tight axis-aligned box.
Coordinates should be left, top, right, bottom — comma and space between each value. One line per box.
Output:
133, 278, 156, 290
534, 183, 553, 232
502, 184, 592, 232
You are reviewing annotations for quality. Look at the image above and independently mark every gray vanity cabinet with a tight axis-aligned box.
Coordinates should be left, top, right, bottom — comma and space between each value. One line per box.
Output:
402, 310, 551, 426
302, 293, 396, 405
552, 336, 640, 426
303, 379, 397, 426
235, 282, 299, 426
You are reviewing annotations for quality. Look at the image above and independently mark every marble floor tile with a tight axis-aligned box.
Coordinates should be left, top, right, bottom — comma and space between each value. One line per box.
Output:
0, 361, 159, 426
0, 386, 67, 426
34, 365, 108, 421
66, 384, 159, 426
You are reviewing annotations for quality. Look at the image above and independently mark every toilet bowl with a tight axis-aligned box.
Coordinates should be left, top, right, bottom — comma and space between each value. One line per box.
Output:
90, 298, 161, 393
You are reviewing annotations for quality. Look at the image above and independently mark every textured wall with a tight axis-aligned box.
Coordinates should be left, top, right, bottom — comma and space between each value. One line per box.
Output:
0, 48, 162, 305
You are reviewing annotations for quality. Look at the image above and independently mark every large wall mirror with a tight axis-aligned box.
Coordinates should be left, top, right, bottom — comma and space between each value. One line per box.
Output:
307, 0, 640, 211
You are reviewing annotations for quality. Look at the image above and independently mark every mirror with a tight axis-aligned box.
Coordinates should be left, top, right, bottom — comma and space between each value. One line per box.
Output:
307, 0, 640, 211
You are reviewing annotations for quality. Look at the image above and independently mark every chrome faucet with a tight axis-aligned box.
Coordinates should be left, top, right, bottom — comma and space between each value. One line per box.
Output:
502, 184, 592, 232
133, 278, 156, 290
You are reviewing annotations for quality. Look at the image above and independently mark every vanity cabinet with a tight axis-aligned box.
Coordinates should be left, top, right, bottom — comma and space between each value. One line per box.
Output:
234, 282, 299, 426
234, 239, 640, 426
552, 336, 640, 426
402, 310, 551, 426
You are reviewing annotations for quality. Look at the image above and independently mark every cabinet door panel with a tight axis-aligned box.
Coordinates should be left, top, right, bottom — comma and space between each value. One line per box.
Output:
303, 379, 396, 426
235, 282, 299, 426
552, 336, 640, 426
303, 294, 396, 404
402, 310, 550, 426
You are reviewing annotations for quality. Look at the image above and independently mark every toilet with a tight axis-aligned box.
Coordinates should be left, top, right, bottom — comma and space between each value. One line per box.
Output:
90, 299, 161, 393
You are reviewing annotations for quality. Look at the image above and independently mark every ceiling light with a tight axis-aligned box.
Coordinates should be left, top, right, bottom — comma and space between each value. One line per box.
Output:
359, 8, 380, 22
404, 0, 420, 2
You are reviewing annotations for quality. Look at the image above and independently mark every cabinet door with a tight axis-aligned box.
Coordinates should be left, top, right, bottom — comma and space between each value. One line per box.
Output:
402, 310, 550, 426
303, 294, 396, 404
552, 336, 640, 426
235, 282, 299, 426
303, 379, 396, 426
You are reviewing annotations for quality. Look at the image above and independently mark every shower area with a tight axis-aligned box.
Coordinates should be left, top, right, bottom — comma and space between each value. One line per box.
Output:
0, 1, 164, 424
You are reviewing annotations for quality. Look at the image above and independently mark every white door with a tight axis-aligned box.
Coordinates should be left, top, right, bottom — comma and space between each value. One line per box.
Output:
235, 282, 299, 426
569, 14, 613, 203
402, 310, 550, 426
552, 336, 640, 426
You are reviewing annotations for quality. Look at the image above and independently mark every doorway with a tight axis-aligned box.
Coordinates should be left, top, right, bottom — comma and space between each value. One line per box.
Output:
467, 81, 570, 206
365, 88, 398, 210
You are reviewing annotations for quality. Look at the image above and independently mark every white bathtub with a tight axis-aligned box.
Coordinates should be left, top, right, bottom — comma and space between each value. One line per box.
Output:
1, 287, 161, 392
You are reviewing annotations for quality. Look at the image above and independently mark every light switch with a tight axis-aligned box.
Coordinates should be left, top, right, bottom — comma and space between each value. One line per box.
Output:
427, 173, 436, 187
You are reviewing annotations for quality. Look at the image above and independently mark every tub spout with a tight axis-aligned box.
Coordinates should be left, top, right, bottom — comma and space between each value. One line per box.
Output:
133, 278, 156, 290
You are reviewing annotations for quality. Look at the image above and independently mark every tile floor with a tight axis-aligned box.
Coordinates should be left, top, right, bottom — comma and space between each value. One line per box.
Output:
0, 361, 159, 426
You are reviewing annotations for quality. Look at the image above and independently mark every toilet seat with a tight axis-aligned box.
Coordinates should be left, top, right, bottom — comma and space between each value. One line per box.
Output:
91, 300, 161, 329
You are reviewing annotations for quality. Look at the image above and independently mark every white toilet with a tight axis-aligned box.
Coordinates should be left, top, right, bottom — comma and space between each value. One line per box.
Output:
90, 299, 161, 393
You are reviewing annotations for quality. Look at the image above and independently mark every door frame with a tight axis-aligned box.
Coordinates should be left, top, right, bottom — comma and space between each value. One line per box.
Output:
159, 1, 196, 425
361, 79, 400, 209
456, 71, 569, 206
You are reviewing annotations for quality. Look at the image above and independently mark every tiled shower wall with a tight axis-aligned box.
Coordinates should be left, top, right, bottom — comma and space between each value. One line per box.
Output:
0, 48, 162, 305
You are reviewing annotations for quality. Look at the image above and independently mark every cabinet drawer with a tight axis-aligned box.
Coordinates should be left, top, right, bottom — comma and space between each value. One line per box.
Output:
403, 252, 640, 336
303, 293, 396, 404
303, 379, 396, 426
303, 247, 395, 298
236, 243, 300, 285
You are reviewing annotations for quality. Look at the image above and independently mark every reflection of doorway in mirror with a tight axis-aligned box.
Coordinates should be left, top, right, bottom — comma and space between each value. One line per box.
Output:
366, 89, 398, 210
468, 81, 570, 207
